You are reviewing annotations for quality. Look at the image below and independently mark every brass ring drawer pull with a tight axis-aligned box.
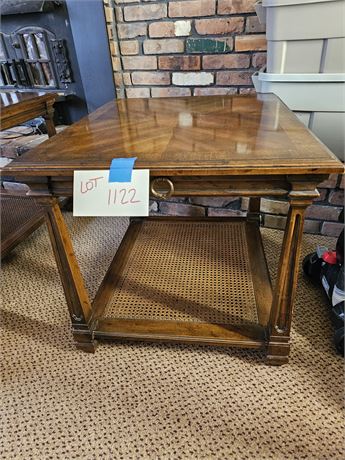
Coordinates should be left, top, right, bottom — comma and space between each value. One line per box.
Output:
150, 177, 174, 200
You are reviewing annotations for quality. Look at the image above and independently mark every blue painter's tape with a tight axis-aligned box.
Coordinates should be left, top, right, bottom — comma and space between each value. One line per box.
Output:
108, 157, 137, 183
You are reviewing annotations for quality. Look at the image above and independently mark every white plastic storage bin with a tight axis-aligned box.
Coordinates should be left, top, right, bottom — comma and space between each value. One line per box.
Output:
252, 71, 345, 160
256, 0, 345, 73
252, 71, 345, 111
267, 38, 345, 73
295, 112, 345, 160
263, 0, 345, 41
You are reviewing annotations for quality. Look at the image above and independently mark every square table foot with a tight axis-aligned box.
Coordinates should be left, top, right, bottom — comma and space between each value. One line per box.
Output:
75, 341, 97, 353
266, 355, 289, 366
266, 342, 290, 365
73, 333, 98, 353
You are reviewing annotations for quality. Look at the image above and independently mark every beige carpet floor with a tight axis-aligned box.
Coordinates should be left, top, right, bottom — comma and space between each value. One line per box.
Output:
1, 213, 344, 460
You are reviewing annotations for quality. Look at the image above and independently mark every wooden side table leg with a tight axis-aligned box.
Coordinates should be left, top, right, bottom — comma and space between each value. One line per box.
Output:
247, 197, 261, 224
44, 102, 56, 138
267, 191, 316, 365
37, 197, 97, 352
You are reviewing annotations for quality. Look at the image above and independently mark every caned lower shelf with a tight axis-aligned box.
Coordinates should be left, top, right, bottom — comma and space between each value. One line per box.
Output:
93, 217, 273, 348
1, 195, 45, 259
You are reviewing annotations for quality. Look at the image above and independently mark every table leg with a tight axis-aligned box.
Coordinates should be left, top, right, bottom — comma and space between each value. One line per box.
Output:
44, 103, 56, 138
267, 196, 313, 365
247, 197, 261, 224
38, 197, 96, 352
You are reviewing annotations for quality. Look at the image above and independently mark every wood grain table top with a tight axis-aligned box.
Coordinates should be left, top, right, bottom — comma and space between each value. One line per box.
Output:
3, 94, 343, 177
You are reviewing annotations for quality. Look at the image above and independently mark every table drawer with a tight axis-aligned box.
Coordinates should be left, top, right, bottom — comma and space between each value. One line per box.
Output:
150, 176, 290, 199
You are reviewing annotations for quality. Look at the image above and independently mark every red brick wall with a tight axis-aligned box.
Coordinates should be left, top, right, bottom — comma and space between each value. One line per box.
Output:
104, 0, 266, 98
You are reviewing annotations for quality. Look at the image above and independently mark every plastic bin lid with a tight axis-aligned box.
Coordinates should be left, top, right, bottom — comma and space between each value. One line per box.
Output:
262, 0, 339, 6
257, 71, 345, 82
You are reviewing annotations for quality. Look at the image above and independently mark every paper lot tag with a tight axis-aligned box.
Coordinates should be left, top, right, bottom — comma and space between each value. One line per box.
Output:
73, 170, 149, 217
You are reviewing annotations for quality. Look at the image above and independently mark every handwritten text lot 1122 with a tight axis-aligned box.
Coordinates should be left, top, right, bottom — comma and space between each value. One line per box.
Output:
73, 170, 149, 216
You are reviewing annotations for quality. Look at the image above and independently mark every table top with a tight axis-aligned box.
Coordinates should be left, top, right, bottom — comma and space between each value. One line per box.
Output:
3, 94, 343, 177
1, 91, 56, 111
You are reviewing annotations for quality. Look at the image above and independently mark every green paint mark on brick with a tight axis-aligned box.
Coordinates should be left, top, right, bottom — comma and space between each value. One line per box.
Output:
186, 38, 233, 54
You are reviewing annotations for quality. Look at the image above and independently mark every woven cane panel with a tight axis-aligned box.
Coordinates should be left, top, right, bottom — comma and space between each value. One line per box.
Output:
104, 221, 258, 325
1, 195, 42, 240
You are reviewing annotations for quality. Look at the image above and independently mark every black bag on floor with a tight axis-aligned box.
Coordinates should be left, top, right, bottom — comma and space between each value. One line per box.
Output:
303, 227, 344, 356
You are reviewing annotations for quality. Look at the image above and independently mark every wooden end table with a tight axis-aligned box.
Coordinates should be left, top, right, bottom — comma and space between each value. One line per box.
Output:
1, 91, 57, 258
1, 91, 57, 137
3, 94, 343, 365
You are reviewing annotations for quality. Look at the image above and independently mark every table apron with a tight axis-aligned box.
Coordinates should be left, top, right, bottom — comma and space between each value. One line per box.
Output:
6, 174, 327, 199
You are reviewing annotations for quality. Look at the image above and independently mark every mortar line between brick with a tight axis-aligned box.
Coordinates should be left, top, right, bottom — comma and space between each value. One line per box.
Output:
109, 0, 126, 99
